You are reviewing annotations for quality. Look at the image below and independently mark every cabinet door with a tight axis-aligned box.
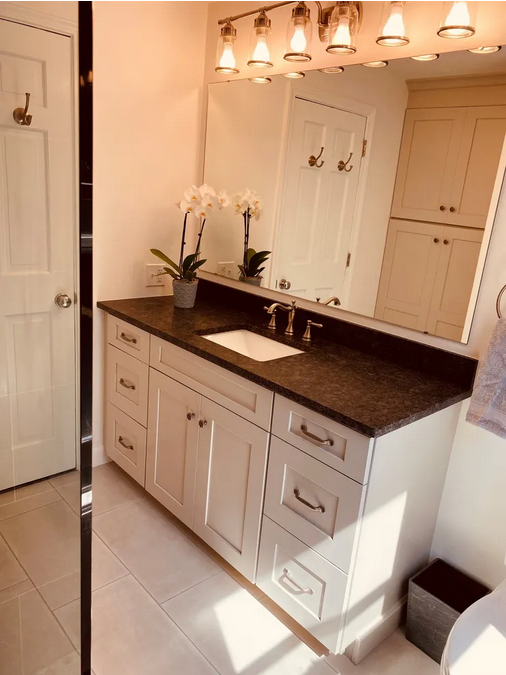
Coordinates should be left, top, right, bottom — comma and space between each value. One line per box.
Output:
194, 398, 269, 582
391, 108, 466, 224
145, 369, 201, 528
450, 106, 506, 228
425, 227, 483, 341
375, 219, 442, 331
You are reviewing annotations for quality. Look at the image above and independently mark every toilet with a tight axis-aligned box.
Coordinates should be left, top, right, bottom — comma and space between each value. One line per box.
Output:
441, 580, 506, 674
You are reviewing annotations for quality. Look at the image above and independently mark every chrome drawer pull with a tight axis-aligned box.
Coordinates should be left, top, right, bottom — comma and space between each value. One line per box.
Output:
300, 424, 334, 447
120, 332, 137, 344
293, 488, 325, 513
281, 568, 314, 596
118, 436, 134, 451
119, 377, 136, 391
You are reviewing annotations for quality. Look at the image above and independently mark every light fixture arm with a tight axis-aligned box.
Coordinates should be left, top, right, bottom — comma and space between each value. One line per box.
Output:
218, 1, 296, 25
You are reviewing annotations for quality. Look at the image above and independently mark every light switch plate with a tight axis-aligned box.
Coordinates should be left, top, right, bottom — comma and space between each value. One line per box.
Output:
146, 264, 165, 287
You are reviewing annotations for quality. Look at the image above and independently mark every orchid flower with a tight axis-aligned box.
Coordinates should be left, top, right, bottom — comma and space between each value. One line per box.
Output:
217, 189, 230, 209
199, 183, 216, 199
183, 185, 201, 203
179, 199, 197, 215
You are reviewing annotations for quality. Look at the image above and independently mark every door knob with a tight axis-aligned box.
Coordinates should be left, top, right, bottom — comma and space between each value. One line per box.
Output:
187, 412, 195, 421
54, 293, 72, 308
279, 279, 291, 290
433, 238, 440, 243
199, 420, 207, 428
449, 207, 456, 212
439, 205, 446, 211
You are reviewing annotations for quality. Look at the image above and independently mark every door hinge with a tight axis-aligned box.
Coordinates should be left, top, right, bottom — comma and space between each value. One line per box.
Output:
362, 140, 367, 158
346, 252, 351, 268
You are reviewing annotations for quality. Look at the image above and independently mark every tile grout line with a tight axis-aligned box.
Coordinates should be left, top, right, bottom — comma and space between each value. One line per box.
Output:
0, 490, 63, 522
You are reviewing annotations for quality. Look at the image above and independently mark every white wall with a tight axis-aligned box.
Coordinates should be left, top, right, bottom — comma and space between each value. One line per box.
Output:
93, 1, 208, 463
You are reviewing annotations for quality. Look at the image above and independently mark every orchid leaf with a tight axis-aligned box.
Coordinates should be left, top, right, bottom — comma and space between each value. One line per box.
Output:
150, 249, 182, 275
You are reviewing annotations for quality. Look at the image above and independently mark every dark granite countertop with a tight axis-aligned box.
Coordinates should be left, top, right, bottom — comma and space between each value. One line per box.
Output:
97, 293, 475, 438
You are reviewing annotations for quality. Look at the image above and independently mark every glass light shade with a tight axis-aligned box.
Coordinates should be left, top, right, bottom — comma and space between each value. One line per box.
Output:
438, 1, 476, 38
318, 66, 344, 73
284, 2, 312, 62
377, 1, 409, 47
411, 53, 439, 61
215, 22, 239, 74
247, 12, 273, 68
281, 71, 306, 78
362, 60, 388, 68
468, 45, 501, 54
327, 3, 358, 56
249, 76, 272, 84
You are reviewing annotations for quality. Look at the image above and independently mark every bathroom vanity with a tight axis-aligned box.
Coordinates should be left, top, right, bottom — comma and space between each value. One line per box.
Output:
98, 286, 476, 660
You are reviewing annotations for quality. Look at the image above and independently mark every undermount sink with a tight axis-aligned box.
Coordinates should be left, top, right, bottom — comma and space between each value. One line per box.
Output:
202, 329, 304, 362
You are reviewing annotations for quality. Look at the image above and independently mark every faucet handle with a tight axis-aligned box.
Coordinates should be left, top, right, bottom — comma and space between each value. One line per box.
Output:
302, 320, 322, 342
264, 306, 277, 330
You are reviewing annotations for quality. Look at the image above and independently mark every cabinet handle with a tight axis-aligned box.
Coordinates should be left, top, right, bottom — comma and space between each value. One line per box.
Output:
293, 488, 325, 513
119, 377, 136, 391
443, 239, 449, 245
280, 568, 314, 596
300, 424, 334, 447
120, 332, 138, 344
199, 419, 207, 428
118, 436, 134, 450
449, 207, 456, 213
440, 205, 446, 211
187, 412, 195, 421
434, 238, 440, 244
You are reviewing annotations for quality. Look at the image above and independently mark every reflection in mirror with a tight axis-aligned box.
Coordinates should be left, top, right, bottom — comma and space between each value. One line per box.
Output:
203, 48, 506, 343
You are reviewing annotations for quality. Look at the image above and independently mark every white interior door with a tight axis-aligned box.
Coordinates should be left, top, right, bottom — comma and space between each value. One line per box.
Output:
274, 97, 366, 302
0, 20, 76, 490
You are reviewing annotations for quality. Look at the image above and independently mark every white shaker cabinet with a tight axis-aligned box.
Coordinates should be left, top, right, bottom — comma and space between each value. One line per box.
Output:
392, 106, 506, 228
375, 219, 482, 338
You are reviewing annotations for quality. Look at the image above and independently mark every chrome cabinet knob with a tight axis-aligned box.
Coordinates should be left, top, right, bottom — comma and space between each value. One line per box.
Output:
54, 293, 72, 308
199, 419, 207, 428
439, 205, 446, 211
187, 412, 195, 421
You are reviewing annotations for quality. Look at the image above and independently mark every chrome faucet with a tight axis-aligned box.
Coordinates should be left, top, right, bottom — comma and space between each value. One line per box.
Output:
264, 301, 297, 335
317, 296, 341, 306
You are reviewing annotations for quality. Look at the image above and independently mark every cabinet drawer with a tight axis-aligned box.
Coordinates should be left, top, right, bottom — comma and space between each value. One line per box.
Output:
272, 396, 373, 484
257, 517, 348, 653
150, 336, 273, 431
107, 345, 149, 426
105, 403, 147, 486
264, 437, 364, 573
107, 315, 150, 363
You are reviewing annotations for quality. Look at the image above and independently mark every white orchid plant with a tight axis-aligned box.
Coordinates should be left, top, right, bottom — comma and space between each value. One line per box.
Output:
233, 189, 270, 279
151, 184, 230, 283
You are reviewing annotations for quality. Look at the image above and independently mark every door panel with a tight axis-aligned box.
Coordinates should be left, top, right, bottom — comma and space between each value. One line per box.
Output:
275, 97, 366, 303
145, 369, 201, 528
194, 398, 269, 582
0, 20, 75, 489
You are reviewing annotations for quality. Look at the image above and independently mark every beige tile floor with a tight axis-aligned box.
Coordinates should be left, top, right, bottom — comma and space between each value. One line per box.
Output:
0, 462, 440, 675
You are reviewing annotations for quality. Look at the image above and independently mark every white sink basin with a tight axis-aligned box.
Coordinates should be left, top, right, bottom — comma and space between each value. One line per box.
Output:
202, 330, 304, 362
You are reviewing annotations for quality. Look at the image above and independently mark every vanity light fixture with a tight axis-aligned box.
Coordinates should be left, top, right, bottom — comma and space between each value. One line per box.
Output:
249, 76, 272, 84
362, 60, 388, 68
326, 2, 360, 56
468, 45, 501, 54
281, 71, 306, 78
318, 65, 344, 73
248, 11, 273, 68
215, 21, 239, 74
377, 1, 409, 47
438, 1, 476, 39
284, 2, 312, 62
411, 53, 440, 61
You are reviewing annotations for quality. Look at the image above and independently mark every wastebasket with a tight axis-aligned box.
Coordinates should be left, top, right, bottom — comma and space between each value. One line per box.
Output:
406, 558, 491, 664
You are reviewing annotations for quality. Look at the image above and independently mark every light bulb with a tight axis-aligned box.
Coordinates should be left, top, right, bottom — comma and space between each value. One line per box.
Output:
411, 54, 439, 61
377, 2, 409, 47
438, 1, 476, 38
334, 17, 351, 47
291, 25, 307, 52
219, 43, 236, 71
253, 35, 270, 63
446, 1, 470, 27
383, 5, 404, 37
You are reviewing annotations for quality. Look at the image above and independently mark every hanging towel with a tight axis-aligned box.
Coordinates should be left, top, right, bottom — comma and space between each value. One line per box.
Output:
467, 318, 506, 438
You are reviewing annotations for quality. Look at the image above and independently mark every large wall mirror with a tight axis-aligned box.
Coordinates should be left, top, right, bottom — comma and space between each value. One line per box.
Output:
202, 48, 506, 343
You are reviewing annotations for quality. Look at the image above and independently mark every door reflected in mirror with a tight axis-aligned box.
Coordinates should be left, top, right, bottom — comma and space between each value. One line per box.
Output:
203, 48, 506, 343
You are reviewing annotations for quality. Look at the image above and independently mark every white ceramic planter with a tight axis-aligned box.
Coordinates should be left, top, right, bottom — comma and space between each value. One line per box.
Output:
172, 279, 198, 308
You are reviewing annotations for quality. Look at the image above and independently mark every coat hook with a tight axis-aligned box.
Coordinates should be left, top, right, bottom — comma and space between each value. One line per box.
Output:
338, 152, 353, 172
13, 92, 32, 126
308, 147, 324, 168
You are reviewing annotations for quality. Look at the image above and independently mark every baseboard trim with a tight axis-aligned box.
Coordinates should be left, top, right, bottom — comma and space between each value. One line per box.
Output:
344, 597, 406, 665
92, 445, 111, 468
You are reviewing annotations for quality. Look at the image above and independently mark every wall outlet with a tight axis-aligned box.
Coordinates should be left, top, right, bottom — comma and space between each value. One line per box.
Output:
145, 263, 166, 287
217, 261, 236, 278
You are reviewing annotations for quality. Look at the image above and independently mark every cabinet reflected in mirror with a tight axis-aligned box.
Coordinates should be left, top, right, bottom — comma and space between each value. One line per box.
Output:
203, 49, 506, 343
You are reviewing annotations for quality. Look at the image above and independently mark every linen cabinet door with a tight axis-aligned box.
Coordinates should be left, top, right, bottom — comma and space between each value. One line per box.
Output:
194, 398, 269, 582
146, 369, 201, 529
391, 108, 466, 224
